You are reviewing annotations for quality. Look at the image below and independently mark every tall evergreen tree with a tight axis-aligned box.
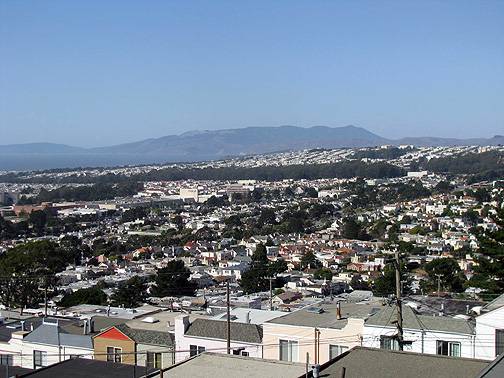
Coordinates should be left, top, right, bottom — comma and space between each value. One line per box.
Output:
111, 276, 148, 307
151, 260, 197, 297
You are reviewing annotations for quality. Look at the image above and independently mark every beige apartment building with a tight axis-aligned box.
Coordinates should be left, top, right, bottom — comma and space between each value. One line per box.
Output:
262, 299, 382, 365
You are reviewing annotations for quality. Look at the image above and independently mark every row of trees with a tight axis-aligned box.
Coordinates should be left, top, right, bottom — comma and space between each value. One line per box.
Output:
0, 241, 79, 312
17, 182, 143, 204
0, 240, 198, 310
1, 161, 405, 184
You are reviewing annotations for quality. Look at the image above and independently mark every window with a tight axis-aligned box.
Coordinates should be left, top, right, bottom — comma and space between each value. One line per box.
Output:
380, 336, 399, 351
146, 352, 162, 369
232, 348, 248, 356
106, 347, 122, 363
33, 350, 47, 368
329, 345, 349, 360
0, 354, 13, 366
279, 340, 298, 362
496, 330, 504, 357
189, 345, 205, 357
436, 341, 461, 357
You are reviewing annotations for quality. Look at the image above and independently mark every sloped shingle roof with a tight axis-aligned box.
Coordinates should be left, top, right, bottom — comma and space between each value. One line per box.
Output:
114, 324, 173, 346
185, 319, 262, 344
23, 323, 92, 349
365, 305, 474, 334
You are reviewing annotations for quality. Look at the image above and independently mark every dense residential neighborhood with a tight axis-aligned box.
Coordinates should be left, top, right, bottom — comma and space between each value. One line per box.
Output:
0, 145, 503, 377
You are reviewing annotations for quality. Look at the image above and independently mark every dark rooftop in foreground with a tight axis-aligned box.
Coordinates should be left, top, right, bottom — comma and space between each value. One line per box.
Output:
310, 347, 489, 378
155, 352, 306, 378
19, 358, 156, 378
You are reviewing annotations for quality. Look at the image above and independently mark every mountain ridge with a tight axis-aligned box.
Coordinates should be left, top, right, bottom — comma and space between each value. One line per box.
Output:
1, 126, 502, 158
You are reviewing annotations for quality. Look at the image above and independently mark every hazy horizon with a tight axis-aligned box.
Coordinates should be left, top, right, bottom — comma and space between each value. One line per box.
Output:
1, 124, 503, 149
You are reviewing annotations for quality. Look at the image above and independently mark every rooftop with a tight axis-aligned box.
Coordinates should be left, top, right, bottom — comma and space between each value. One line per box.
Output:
126, 310, 207, 332
19, 358, 155, 378
211, 307, 286, 324
185, 318, 263, 344
114, 324, 174, 346
365, 305, 474, 334
267, 299, 382, 329
157, 352, 305, 378
313, 347, 489, 378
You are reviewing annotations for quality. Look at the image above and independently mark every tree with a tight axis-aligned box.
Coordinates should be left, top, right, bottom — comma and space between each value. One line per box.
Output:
151, 260, 197, 297
252, 244, 268, 264
303, 187, 318, 198
173, 215, 184, 230
373, 263, 411, 296
424, 258, 466, 293
434, 181, 454, 193
205, 196, 228, 207
314, 268, 333, 280
225, 215, 242, 228
300, 251, 322, 270
0, 241, 72, 311
350, 275, 370, 290
240, 244, 287, 294
29, 210, 47, 233
258, 208, 277, 225
251, 188, 264, 202
111, 276, 148, 308
341, 218, 360, 239
59, 286, 108, 307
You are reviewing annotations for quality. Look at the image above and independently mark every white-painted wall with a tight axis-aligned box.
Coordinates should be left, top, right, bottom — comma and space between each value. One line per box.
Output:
362, 325, 475, 359
174, 315, 262, 363
475, 306, 504, 360
0, 332, 93, 369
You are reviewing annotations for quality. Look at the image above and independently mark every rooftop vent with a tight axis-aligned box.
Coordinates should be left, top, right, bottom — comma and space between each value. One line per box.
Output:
141, 317, 159, 324
306, 307, 324, 314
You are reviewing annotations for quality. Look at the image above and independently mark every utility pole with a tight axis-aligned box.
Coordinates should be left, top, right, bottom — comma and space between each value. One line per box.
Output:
435, 274, 443, 298
226, 280, 231, 354
266, 277, 275, 311
394, 250, 404, 351
44, 285, 48, 317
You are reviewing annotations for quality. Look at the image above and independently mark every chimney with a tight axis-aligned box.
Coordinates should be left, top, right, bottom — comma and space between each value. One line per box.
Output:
336, 302, 342, 320
175, 315, 190, 341
311, 364, 320, 378
439, 303, 444, 316
466, 305, 470, 315
245, 311, 251, 324
89, 318, 95, 333
83, 320, 88, 335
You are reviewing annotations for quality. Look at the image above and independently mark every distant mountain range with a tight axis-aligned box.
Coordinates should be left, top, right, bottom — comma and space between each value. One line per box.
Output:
1, 125, 503, 170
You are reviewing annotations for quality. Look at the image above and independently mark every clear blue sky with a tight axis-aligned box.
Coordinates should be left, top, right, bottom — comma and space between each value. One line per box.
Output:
1, 0, 503, 147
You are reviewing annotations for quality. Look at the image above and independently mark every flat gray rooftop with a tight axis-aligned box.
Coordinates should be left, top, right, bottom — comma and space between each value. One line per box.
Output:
267, 300, 382, 329
160, 352, 306, 378
318, 347, 489, 378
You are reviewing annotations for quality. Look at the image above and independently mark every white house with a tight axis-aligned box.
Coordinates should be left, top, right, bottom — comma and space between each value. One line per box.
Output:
363, 305, 476, 359
1, 318, 93, 369
474, 295, 504, 360
174, 315, 263, 363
